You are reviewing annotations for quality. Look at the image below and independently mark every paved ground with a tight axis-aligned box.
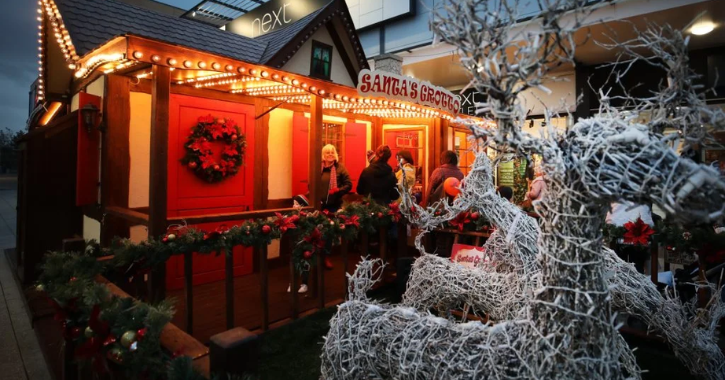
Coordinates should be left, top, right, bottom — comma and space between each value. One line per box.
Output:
0, 175, 52, 380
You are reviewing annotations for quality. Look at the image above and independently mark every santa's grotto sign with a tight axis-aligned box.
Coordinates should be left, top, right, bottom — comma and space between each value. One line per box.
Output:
357, 69, 460, 115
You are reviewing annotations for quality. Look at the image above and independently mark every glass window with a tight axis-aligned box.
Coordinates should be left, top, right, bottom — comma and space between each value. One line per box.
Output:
322, 122, 343, 161
310, 41, 333, 80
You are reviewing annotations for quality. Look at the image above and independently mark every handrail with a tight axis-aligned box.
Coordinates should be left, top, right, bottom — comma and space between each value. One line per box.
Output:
166, 206, 314, 226
95, 276, 210, 376
105, 206, 150, 225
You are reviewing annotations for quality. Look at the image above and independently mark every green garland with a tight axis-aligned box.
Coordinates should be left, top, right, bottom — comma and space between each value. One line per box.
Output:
432, 209, 491, 233
37, 200, 406, 378
38, 251, 185, 379
603, 220, 725, 262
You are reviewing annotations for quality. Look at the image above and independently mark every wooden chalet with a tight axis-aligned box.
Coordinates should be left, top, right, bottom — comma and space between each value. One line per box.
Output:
20, 0, 484, 341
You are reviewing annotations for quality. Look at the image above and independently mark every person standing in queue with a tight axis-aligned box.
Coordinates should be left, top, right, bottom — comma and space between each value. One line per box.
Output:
357, 145, 398, 205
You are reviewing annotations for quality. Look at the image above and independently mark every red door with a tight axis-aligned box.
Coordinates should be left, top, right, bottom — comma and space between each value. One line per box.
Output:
166, 94, 255, 289
344, 122, 367, 190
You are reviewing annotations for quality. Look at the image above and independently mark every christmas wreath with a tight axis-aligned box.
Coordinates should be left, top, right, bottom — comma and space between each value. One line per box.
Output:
181, 115, 246, 183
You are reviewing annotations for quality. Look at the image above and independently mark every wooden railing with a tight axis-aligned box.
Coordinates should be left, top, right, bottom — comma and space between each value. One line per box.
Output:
104, 205, 407, 337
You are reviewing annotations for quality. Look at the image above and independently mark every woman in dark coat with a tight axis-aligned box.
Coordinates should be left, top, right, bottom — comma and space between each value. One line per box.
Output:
357, 145, 398, 205
319, 144, 352, 212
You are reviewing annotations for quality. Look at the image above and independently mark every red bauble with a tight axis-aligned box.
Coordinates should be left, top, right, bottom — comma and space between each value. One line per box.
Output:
470, 212, 480, 221
137, 327, 147, 341
231, 134, 238, 141
69, 277, 77, 282
303, 250, 313, 259
377, 212, 383, 218
188, 161, 197, 169
261, 225, 271, 234
71, 326, 82, 338
213, 165, 220, 171
162, 237, 168, 243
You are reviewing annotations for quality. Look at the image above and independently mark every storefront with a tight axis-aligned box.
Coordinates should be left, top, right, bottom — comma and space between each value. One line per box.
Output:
21, 0, 485, 287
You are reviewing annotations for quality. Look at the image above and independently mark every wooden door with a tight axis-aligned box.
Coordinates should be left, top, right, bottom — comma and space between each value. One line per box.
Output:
166, 94, 255, 289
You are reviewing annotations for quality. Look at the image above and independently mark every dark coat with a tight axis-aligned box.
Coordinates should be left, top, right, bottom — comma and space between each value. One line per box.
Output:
356, 161, 397, 205
319, 162, 352, 211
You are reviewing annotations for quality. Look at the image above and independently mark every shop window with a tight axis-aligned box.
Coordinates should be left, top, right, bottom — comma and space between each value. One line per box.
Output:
310, 41, 333, 80
322, 122, 343, 161
453, 130, 478, 175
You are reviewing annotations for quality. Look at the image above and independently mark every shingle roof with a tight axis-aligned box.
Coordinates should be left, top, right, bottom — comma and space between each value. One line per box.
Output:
55, 0, 269, 63
255, 5, 330, 63
53, 0, 366, 70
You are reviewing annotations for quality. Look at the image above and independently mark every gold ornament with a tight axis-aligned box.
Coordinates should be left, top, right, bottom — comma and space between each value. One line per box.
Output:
120, 331, 137, 348
84, 326, 94, 338
107, 346, 123, 364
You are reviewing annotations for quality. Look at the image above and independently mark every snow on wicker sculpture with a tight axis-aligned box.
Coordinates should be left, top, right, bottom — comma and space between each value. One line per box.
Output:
322, 1, 725, 380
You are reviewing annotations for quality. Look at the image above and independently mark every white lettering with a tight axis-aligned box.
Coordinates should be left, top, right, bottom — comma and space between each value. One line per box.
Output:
283, 3, 292, 23
261, 13, 272, 33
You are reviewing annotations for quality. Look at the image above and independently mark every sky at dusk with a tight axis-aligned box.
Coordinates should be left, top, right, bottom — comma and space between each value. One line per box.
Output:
0, 0, 198, 132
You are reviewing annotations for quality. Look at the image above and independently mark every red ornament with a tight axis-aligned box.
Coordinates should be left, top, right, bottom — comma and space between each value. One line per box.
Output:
162, 237, 168, 243
213, 164, 220, 171
70, 277, 77, 283
188, 161, 197, 169
623, 218, 655, 246
377, 212, 384, 218
136, 328, 147, 341
231, 134, 238, 141
261, 225, 271, 234
470, 212, 480, 221
303, 250, 313, 259
71, 326, 82, 338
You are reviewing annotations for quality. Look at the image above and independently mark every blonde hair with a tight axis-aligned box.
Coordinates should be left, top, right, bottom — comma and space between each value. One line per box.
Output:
322, 144, 339, 162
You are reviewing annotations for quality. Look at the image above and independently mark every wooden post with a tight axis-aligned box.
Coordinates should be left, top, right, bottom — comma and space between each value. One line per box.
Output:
62, 337, 78, 380
290, 259, 299, 319
649, 240, 658, 285
148, 64, 170, 302
225, 252, 234, 330
253, 99, 270, 210
101, 75, 131, 246
360, 231, 369, 257
308, 95, 323, 208
258, 245, 269, 331
379, 227, 388, 264
184, 251, 193, 335
397, 220, 407, 258
317, 249, 325, 310
342, 240, 349, 298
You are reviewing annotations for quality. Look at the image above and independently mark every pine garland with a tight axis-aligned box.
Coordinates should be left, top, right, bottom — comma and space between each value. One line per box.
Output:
36, 200, 405, 378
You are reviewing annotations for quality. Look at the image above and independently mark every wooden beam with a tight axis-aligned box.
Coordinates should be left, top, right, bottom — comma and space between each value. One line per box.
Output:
172, 85, 257, 105
149, 64, 170, 302
308, 95, 323, 208
254, 98, 270, 210
101, 75, 132, 245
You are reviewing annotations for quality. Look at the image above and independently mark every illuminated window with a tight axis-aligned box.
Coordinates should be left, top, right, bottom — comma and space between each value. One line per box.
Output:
310, 41, 332, 80
322, 122, 343, 161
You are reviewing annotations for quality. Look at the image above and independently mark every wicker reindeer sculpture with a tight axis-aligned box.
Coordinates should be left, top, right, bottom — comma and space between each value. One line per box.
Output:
321, 0, 725, 379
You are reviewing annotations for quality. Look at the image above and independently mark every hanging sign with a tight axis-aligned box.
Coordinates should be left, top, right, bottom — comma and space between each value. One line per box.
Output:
450, 244, 487, 268
357, 69, 460, 115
